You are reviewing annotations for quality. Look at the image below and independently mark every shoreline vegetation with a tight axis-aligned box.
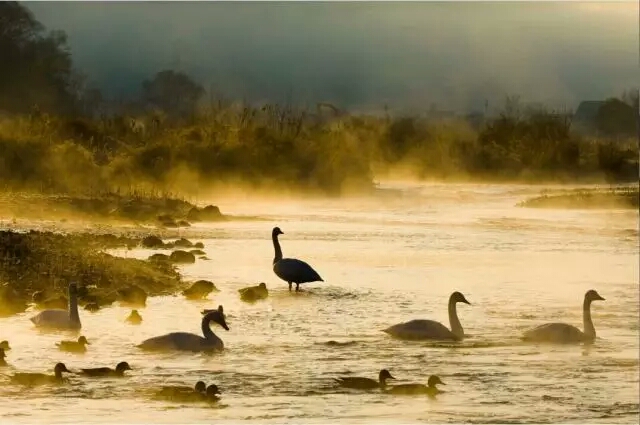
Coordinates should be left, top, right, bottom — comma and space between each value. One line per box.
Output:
517, 186, 639, 210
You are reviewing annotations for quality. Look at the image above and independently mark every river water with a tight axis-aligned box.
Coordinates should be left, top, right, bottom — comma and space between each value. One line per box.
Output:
1, 182, 638, 423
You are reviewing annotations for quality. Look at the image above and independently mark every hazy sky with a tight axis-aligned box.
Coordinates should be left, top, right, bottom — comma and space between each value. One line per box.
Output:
26, 1, 639, 113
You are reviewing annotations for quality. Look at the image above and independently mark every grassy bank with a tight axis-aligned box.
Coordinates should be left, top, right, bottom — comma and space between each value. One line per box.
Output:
517, 186, 639, 209
0, 230, 186, 317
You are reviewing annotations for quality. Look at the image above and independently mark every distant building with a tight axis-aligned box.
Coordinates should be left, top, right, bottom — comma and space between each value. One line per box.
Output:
572, 100, 605, 135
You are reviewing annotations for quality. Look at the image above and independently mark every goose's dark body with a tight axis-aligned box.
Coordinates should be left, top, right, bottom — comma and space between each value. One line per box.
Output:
271, 227, 324, 291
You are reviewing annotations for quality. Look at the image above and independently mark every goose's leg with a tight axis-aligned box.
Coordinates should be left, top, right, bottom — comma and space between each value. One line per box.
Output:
295, 283, 300, 292
288, 282, 292, 292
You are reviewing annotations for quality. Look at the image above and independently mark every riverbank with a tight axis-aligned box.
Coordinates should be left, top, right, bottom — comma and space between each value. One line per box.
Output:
517, 186, 639, 209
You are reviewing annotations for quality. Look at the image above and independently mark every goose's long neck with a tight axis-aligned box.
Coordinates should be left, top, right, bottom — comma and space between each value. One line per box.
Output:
272, 234, 283, 264
69, 289, 79, 323
583, 298, 596, 339
448, 299, 464, 339
201, 317, 221, 344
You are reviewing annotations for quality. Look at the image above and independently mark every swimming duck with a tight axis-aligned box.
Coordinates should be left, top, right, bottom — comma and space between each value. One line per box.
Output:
383, 291, 471, 341
271, 227, 324, 292
29, 283, 81, 330
84, 303, 100, 312
204, 384, 221, 402
238, 282, 269, 303
126, 309, 143, 325
386, 375, 445, 396
522, 289, 605, 344
0, 348, 7, 367
56, 336, 90, 353
155, 381, 207, 399
10, 363, 71, 385
79, 361, 132, 377
182, 280, 218, 300
139, 306, 229, 353
334, 369, 395, 390
0, 340, 10, 350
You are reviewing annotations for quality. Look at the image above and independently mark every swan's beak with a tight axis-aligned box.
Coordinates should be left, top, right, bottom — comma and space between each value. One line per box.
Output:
596, 294, 605, 301
462, 299, 471, 305
221, 321, 230, 331
388, 374, 396, 380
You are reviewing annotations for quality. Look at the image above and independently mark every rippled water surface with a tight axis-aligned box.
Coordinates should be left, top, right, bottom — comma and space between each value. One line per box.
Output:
1, 183, 638, 423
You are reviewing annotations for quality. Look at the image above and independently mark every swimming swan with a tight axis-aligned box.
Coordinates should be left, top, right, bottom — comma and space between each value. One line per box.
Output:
10, 363, 71, 385
334, 369, 395, 390
383, 291, 471, 341
29, 283, 81, 330
56, 336, 90, 353
271, 227, 324, 291
0, 348, 7, 367
138, 306, 229, 352
79, 361, 132, 377
386, 375, 445, 396
521, 289, 605, 344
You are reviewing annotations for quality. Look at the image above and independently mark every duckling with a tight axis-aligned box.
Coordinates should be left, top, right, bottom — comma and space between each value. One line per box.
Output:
182, 280, 217, 300
117, 285, 147, 307
238, 282, 269, 303
334, 369, 395, 390
0, 340, 10, 350
79, 361, 132, 377
0, 348, 7, 367
126, 309, 142, 325
386, 375, 445, 396
84, 303, 100, 312
10, 363, 71, 385
156, 380, 207, 398
56, 336, 90, 353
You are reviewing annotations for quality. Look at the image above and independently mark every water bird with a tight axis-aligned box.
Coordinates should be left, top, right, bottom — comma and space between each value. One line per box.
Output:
271, 227, 323, 292
0, 340, 10, 350
383, 291, 471, 341
84, 303, 100, 312
334, 369, 395, 390
79, 361, 132, 377
386, 375, 445, 396
29, 282, 81, 330
521, 289, 605, 344
9, 363, 71, 385
0, 348, 7, 367
138, 305, 229, 352
182, 280, 217, 300
155, 381, 207, 399
238, 282, 269, 303
56, 336, 90, 353
126, 309, 142, 324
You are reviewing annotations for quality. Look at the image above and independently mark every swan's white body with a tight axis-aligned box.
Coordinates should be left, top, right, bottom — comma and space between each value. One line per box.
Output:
522, 290, 605, 344
29, 283, 81, 331
383, 292, 470, 341
138, 307, 228, 353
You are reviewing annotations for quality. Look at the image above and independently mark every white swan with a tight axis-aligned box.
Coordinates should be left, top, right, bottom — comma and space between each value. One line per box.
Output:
383, 291, 471, 341
29, 283, 81, 330
521, 289, 605, 344
137, 305, 229, 352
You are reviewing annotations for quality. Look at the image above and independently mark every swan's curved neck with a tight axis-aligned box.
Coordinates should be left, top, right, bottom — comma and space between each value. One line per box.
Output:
201, 317, 221, 344
448, 299, 463, 339
54, 369, 63, 380
68, 289, 79, 323
583, 298, 595, 339
272, 234, 283, 264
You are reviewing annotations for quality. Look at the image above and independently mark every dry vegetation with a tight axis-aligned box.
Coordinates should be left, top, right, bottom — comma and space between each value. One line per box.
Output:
517, 186, 639, 209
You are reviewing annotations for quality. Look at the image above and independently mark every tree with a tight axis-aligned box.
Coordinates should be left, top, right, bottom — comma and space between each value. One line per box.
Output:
141, 70, 204, 119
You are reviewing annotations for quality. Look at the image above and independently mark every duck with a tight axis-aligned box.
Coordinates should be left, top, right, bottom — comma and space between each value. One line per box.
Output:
204, 384, 221, 402
10, 363, 71, 385
84, 303, 100, 312
521, 289, 605, 344
334, 369, 395, 390
56, 336, 90, 353
155, 381, 207, 399
29, 282, 81, 330
182, 280, 218, 300
383, 291, 471, 341
0, 348, 7, 367
386, 375, 445, 396
138, 305, 229, 353
0, 340, 10, 350
116, 285, 147, 307
79, 361, 132, 377
126, 309, 143, 325
271, 227, 324, 292
238, 282, 269, 303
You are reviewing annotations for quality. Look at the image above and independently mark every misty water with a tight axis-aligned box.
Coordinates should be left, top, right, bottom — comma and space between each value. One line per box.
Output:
1, 182, 638, 423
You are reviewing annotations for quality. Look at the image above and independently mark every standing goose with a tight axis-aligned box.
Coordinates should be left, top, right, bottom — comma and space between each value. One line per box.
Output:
56, 336, 90, 353
29, 283, 81, 331
521, 289, 605, 344
386, 375, 445, 396
271, 227, 324, 292
79, 361, 132, 377
10, 363, 71, 385
383, 292, 471, 341
334, 369, 395, 390
138, 306, 229, 352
